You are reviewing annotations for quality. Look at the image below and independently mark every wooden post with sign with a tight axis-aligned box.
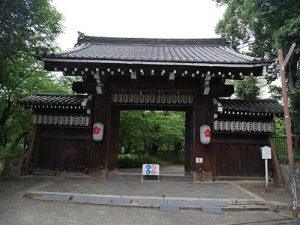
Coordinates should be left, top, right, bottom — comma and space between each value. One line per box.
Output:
261, 146, 272, 192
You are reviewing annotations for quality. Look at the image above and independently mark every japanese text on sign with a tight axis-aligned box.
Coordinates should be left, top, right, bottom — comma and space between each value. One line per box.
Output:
261, 146, 272, 159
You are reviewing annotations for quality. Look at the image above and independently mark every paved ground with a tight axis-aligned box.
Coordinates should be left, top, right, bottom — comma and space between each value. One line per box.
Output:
118, 165, 184, 175
38, 176, 255, 199
239, 182, 293, 205
0, 176, 295, 225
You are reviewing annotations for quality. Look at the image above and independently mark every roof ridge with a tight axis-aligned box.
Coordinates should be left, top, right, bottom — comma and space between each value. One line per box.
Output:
33, 93, 87, 97
49, 43, 91, 57
77, 35, 230, 47
220, 99, 278, 102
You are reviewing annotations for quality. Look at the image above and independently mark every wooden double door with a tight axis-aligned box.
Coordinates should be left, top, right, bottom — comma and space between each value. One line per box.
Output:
213, 143, 266, 177
36, 137, 87, 172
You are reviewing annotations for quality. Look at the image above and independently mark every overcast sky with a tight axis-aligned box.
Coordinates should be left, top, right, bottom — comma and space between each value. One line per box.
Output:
51, 0, 225, 49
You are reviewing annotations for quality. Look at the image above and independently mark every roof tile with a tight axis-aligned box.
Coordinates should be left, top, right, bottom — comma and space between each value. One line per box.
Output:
43, 35, 271, 65
218, 99, 283, 115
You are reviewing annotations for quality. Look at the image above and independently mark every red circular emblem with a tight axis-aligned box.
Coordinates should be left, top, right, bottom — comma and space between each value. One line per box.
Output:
204, 128, 211, 137
93, 126, 101, 134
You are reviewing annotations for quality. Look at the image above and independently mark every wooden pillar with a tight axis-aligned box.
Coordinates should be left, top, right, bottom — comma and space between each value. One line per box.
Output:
107, 106, 120, 171
191, 96, 212, 173
88, 92, 112, 175
185, 109, 193, 174
268, 135, 284, 187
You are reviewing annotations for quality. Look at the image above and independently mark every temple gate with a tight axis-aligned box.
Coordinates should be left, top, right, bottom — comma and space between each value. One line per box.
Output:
21, 33, 283, 179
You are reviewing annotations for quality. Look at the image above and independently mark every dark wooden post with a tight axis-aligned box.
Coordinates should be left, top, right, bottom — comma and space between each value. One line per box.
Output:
185, 109, 193, 174
107, 106, 120, 172
191, 96, 212, 174
268, 135, 284, 187
88, 92, 112, 177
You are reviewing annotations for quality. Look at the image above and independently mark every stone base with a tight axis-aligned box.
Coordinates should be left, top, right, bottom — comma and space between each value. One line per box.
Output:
193, 171, 212, 182
280, 165, 300, 192
0, 157, 23, 179
89, 168, 107, 179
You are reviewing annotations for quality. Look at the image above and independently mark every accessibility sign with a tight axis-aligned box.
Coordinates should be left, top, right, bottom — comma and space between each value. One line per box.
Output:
141, 164, 160, 182
142, 164, 160, 176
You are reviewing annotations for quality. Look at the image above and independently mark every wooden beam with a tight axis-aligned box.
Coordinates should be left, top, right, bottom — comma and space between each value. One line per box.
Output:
72, 81, 95, 93
169, 72, 175, 80
268, 135, 284, 188
210, 85, 234, 97
130, 71, 137, 80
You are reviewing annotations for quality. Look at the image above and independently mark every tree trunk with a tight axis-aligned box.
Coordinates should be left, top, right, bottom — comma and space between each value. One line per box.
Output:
174, 142, 182, 158
125, 141, 132, 154
150, 143, 159, 156
0, 99, 13, 147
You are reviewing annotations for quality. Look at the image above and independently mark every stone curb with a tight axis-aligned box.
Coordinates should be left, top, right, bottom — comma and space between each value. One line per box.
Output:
23, 191, 287, 212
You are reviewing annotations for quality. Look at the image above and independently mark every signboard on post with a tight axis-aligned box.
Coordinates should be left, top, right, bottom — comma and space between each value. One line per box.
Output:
142, 164, 160, 182
261, 146, 272, 191
261, 146, 272, 159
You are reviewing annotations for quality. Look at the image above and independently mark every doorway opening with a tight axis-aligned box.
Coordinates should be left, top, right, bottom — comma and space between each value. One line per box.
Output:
118, 110, 185, 176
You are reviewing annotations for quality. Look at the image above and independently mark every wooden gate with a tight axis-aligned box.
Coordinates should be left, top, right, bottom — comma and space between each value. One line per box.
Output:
37, 137, 87, 172
213, 143, 265, 177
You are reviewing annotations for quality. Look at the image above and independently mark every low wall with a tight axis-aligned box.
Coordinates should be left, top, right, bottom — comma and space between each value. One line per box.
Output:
280, 165, 300, 192
0, 157, 23, 179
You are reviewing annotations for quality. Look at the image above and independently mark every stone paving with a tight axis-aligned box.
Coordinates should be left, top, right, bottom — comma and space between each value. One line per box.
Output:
0, 176, 294, 225
37, 176, 256, 200
118, 165, 184, 175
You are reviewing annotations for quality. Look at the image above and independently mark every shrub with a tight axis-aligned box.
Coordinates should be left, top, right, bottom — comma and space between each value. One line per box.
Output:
117, 154, 164, 168
0, 145, 24, 159
0, 145, 24, 177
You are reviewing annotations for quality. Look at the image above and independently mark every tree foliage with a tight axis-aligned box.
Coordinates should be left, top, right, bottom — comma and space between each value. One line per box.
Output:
214, 0, 300, 57
214, 0, 300, 90
0, 0, 64, 150
235, 76, 261, 100
120, 111, 185, 155
214, 0, 300, 138
269, 84, 283, 101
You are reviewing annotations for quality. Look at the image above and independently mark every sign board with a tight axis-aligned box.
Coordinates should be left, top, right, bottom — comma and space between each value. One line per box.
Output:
261, 146, 272, 159
142, 164, 160, 176
196, 157, 203, 163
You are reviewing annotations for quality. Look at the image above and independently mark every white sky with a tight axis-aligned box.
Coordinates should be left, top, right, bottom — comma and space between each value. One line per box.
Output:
51, 0, 225, 50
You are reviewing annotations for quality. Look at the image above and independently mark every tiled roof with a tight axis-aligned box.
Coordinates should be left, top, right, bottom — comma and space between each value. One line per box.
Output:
20, 94, 88, 109
217, 99, 283, 115
21, 94, 283, 116
42, 34, 271, 66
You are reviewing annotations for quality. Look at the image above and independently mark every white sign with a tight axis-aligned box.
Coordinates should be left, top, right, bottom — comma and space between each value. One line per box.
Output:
261, 146, 272, 159
196, 158, 203, 163
260, 146, 272, 191
142, 164, 160, 176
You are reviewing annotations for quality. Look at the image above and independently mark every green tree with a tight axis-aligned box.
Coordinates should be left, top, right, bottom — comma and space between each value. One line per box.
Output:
120, 111, 185, 156
269, 84, 283, 101
235, 76, 261, 100
0, 0, 64, 150
214, 0, 300, 146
